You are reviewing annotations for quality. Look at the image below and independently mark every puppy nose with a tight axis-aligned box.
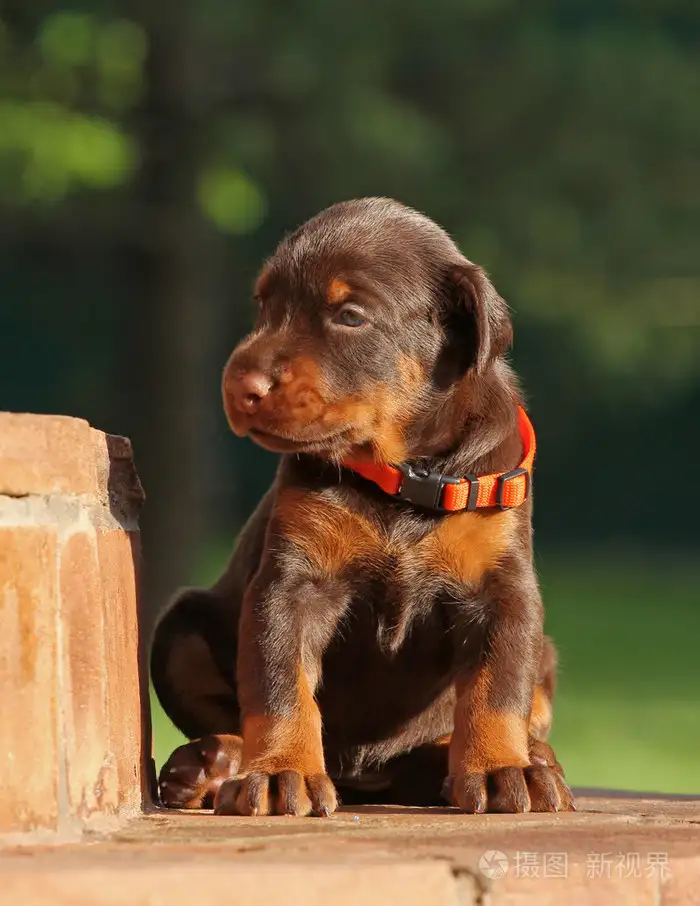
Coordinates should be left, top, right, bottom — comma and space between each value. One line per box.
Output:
230, 370, 273, 414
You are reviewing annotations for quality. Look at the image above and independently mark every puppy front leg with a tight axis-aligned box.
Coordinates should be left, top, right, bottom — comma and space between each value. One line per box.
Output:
215, 554, 341, 817
446, 557, 574, 813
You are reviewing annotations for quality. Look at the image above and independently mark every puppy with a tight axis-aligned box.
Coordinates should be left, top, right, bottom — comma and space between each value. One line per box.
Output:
151, 197, 574, 816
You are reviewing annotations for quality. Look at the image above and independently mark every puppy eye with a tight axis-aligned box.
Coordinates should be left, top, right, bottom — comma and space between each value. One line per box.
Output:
333, 305, 367, 328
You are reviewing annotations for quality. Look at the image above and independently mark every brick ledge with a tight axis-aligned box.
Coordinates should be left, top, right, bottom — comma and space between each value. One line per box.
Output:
3, 797, 699, 904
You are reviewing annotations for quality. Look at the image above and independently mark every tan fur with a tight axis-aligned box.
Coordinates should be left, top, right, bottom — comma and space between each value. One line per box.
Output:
337, 356, 425, 464
275, 488, 383, 579
277, 482, 514, 589
450, 666, 530, 775
528, 684, 552, 740
421, 509, 515, 584
241, 664, 325, 775
369, 356, 424, 462
326, 278, 353, 304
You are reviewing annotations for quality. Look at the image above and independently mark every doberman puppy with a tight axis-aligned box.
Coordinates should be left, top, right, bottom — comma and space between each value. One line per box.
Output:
151, 197, 574, 816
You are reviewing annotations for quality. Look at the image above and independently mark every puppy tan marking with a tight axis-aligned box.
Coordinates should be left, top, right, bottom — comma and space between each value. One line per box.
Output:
327, 277, 353, 305
421, 509, 515, 585
275, 488, 383, 579
240, 665, 324, 776
450, 666, 530, 776
528, 684, 553, 740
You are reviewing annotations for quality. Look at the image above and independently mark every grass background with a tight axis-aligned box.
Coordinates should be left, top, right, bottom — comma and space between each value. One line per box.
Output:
150, 547, 700, 794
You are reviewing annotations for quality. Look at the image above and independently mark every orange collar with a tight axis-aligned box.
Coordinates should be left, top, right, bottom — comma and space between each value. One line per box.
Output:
342, 406, 535, 513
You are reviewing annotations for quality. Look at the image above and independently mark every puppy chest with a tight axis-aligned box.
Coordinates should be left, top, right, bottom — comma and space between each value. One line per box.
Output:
281, 495, 517, 590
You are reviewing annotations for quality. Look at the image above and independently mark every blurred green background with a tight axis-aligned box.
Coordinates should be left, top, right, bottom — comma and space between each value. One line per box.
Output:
1, 1, 698, 793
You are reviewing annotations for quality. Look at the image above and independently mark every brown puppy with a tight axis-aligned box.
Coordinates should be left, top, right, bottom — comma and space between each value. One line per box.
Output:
151, 198, 574, 816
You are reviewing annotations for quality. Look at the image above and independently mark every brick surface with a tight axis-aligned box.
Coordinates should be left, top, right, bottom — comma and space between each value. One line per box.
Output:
489, 861, 658, 905
0, 859, 462, 906
2, 802, 700, 905
0, 528, 59, 832
60, 531, 116, 819
661, 857, 700, 905
91, 431, 144, 520
97, 528, 144, 812
0, 413, 98, 498
0, 411, 146, 835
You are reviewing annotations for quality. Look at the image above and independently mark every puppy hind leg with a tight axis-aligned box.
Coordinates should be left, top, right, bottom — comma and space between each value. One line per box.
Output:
150, 588, 240, 741
151, 588, 244, 808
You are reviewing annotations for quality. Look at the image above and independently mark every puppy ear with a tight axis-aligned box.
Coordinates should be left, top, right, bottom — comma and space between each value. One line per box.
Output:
446, 262, 513, 373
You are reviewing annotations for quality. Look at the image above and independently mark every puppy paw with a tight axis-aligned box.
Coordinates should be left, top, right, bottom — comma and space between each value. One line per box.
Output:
526, 738, 576, 812
214, 770, 337, 817
158, 734, 243, 809
443, 740, 575, 814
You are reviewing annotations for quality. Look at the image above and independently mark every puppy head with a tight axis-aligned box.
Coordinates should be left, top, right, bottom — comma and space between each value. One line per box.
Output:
223, 198, 512, 462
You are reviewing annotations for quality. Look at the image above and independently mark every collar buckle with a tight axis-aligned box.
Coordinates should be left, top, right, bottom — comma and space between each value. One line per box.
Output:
396, 464, 462, 512
495, 468, 530, 510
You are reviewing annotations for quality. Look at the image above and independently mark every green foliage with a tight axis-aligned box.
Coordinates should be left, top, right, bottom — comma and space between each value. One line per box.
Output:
2, 4, 699, 388
0, 100, 135, 200
0, 10, 144, 201
544, 552, 700, 793
198, 165, 267, 235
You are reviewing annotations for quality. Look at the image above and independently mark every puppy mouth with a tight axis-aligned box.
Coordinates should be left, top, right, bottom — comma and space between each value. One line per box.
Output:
249, 427, 352, 454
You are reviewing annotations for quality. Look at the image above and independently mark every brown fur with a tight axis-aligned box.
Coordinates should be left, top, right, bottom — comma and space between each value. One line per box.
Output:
152, 197, 573, 816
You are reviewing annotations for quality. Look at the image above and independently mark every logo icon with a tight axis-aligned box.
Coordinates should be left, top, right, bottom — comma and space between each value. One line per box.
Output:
478, 850, 510, 879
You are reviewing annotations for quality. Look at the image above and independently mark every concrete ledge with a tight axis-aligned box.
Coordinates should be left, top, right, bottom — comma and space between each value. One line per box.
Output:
0, 413, 149, 838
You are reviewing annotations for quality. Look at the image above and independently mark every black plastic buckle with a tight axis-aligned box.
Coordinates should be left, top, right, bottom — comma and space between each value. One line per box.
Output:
396, 464, 463, 512
495, 468, 530, 510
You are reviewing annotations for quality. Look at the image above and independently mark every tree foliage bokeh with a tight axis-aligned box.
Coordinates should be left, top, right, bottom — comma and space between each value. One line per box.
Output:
1, 0, 698, 610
